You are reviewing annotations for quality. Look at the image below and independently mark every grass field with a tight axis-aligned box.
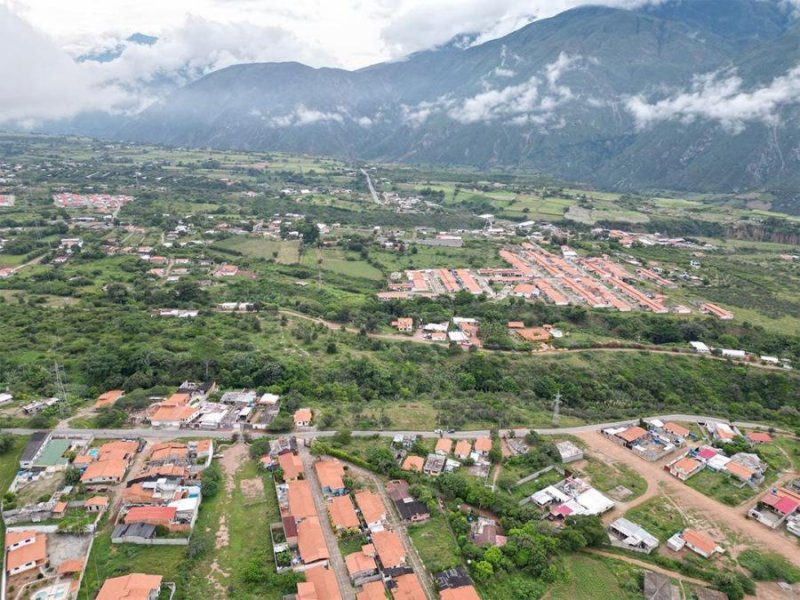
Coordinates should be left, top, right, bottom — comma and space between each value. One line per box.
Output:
302, 248, 384, 281
408, 514, 462, 574
624, 496, 687, 542
214, 237, 301, 263
0, 436, 28, 544
548, 554, 641, 600
579, 458, 647, 501
684, 469, 764, 507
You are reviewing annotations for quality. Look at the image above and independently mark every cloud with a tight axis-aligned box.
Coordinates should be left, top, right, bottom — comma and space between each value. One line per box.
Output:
626, 65, 800, 133
0, 6, 125, 123
269, 105, 345, 127
445, 52, 583, 125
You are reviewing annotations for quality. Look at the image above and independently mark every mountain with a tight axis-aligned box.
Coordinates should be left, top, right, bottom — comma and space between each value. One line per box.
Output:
97, 1, 800, 196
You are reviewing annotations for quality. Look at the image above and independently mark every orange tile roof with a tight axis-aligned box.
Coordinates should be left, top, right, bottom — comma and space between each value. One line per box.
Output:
122, 483, 155, 505
673, 457, 701, 474
288, 480, 317, 519
401, 456, 424, 472
294, 408, 313, 424
57, 559, 84, 575
81, 459, 128, 483
354, 490, 386, 525
440, 586, 482, 600
507, 321, 525, 329
279, 452, 305, 480
53, 501, 67, 514
454, 440, 472, 457
124, 506, 177, 525
435, 438, 453, 454
315, 459, 346, 491
73, 454, 94, 466
746, 431, 773, 443
99, 440, 139, 460
96, 573, 163, 600
345, 551, 378, 577
95, 390, 124, 409
392, 573, 426, 600
516, 327, 552, 343
617, 426, 648, 443
164, 393, 190, 406
664, 422, 690, 437
5, 530, 36, 549
150, 405, 197, 423
682, 529, 718, 556
6, 533, 46, 571
725, 462, 754, 481
86, 496, 109, 507
328, 495, 360, 530
357, 581, 388, 600
474, 437, 492, 452
134, 464, 188, 481
301, 565, 342, 600
297, 517, 329, 564
149, 442, 189, 462
372, 530, 405, 569
195, 439, 212, 454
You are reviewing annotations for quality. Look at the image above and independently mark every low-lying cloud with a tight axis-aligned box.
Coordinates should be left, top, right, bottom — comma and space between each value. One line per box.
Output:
626, 65, 800, 133
269, 105, 345, 127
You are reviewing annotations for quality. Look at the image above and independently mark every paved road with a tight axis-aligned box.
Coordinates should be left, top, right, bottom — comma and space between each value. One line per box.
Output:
347, 463, 436, 600
298, 447, 355, 600
361, 169, 381, 205
4, 414, 791, 441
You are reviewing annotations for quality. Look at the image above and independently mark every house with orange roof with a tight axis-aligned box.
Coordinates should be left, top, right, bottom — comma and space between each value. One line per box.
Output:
681, 529, 720, 558
401, 455, 424, 472
294, 408, 313, 427
507, 321, 525, 329
473, 437, 492, 456
81, 459, 128, 486
52, 501, 68, 517
56, 559, 84, 576
515, 327, 552, 344
354, 490, 386, 531
98, 440, 139, 462
663, 422, 690, 439
328, 495, 360, 532
724, 462, 754, 483
392, 317, 414, 333
6, 531, 46, 575
150, 404, 199, 428
668, 456, 703, 481
163, 392, 191, 406
96, 573, 163, 600
746, 431, 773, 444
435, 438, 453, 455
454, 440, 472, 460
85, 496, 109, 512
371, 530, 406, 569
95, 390, 125, 410
440, 585, 482, 600
279, 452, 304, 481
316, 459, 347, 496
124, 506, 177, 528
297, 564, 342, 600
288, 480, 317, 520
297, 517, 329, 565
392, 573, 426, 600
357, 581, 387, 600
149, 442, 189, 464
72, 454, 94, 470
345, 546, 378, 581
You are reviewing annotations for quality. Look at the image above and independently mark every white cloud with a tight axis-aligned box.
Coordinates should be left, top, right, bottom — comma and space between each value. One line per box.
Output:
444, 52, 583, 125
0, 6, 126, 123
269, 105, 345, 127
626, 65, 800, 133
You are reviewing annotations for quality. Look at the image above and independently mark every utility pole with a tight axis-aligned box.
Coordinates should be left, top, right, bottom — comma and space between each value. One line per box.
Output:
53, 362, 69, 420
552, 391, 562, 427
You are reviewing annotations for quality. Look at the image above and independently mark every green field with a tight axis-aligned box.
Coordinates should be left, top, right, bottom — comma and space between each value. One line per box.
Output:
579, 458, 647, 501
684, 469, 765, 507
548, 554, 641, 600
214, 237, 301, 263
624, 496, 688, 542
302, 248, 384, 281
0, 436, 28, 544
408, 514, 462, 574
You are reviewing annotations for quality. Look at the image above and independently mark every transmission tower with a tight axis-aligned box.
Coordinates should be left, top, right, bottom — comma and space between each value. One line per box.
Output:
552, 391, 562, 427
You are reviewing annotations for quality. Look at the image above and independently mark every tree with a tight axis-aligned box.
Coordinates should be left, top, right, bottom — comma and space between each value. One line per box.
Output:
248, 437, 271, 459
0, 432, 14, 454
473, 560, 494, 582
64, 466, 81, 486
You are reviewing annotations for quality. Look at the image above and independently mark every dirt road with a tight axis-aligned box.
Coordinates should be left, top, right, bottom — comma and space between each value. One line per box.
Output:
584, 549, 708, 586
299, 447, 355, 600
576, 431, 800, 567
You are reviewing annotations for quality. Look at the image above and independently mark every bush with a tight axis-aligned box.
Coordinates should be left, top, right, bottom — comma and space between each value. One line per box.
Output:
201, 462, 223, 499
738, 549, 800, 583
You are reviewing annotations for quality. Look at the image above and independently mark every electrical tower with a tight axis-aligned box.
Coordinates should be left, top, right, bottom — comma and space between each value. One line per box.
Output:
552, 391, 562, 427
